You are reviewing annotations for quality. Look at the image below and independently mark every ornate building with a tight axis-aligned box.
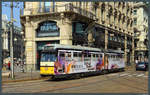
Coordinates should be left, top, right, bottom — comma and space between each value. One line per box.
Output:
20, 2, 134, 71
133, 2, 148, 62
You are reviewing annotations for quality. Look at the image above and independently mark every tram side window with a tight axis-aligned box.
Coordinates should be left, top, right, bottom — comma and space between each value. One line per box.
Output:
78, 53, 82, 61
65, 52, 72, 61
92, 54, 96, 61
112, 55, 115, 60
73, 52, 78, 57
116, 55, 118, 60
59, 52, 65, 58
93, 54, 95, 58
84, 53, 88, 58
100, 54, 103, 59
96, 54, 99, 58
79, 53, 82, 57
88, 53, 91, 57
120, 55, 122, 58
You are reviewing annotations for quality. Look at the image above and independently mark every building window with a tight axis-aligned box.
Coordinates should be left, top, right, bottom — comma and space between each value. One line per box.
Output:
133, 18, 137, 25
36, 21, 60, 37
133, 10, 137, 15
101, 3, 105, 21
44, 2, 51, 12
73, 22, 87, 34
118, 2, 121, 8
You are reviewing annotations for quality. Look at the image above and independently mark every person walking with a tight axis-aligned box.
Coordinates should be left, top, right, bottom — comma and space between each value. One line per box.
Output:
8, 61, 11, 70
135, 59, 138, 64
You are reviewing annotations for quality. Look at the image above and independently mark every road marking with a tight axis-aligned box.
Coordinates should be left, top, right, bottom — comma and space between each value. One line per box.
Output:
136, 74, 144, 77
119, 73, 128, 77
127, 75, 132, 77
107, 73, 118, 76
132, 74, 138, 76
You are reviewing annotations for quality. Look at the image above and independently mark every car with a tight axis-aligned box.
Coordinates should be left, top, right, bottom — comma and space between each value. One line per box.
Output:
136, 62, 148, 71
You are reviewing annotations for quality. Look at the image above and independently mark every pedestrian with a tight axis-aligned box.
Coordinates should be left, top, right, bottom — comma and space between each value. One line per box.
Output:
135, 59, 138, 64
8, 61, 11, 70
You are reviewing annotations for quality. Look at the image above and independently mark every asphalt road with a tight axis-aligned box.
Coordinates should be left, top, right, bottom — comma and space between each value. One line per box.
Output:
2, 70, 148, 93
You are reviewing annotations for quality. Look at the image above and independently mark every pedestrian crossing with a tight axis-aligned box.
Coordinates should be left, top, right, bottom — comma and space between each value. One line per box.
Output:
107, 72, 148, 78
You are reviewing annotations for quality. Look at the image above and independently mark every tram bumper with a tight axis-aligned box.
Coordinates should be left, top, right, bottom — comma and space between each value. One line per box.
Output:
40, 66, 54, 75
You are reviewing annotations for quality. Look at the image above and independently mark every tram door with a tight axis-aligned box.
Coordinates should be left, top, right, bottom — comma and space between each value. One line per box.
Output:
37, 50, 41, 70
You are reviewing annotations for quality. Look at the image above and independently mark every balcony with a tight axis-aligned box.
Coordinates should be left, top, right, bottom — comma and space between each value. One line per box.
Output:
20, 3, 97, 21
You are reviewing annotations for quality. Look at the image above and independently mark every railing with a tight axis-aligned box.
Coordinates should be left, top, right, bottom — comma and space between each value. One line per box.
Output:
20, 3, 96, 20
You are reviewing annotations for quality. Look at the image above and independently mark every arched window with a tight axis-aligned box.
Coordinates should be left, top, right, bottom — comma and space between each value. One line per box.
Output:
36, 21, 60, 37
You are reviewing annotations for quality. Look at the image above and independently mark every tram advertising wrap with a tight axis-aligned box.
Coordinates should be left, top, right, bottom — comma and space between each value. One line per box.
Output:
40, 44, 125, 78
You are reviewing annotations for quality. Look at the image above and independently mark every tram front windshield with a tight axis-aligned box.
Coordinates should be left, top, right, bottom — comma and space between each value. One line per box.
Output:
41, 52, 56, 62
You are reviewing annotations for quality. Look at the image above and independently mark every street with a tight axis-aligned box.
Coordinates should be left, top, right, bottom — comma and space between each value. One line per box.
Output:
2, 70, 148, 93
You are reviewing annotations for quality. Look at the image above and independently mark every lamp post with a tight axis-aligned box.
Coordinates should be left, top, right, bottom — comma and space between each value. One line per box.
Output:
20, 31, 24, 72
10, 2, 14, 79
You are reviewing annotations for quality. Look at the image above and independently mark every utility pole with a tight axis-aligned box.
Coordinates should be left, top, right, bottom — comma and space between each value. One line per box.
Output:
10, 1, 14, 79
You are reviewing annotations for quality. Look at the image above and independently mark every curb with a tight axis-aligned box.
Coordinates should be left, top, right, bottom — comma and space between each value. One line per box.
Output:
2, 77, 50, 83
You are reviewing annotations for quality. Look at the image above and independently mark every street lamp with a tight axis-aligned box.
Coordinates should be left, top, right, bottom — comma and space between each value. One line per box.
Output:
20, 31, 24, 72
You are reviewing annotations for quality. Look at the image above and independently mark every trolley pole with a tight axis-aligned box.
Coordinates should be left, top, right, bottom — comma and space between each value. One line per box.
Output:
10, 1, 14, 79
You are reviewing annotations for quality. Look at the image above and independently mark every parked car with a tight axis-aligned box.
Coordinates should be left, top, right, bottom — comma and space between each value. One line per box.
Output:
136, 62, 148, 71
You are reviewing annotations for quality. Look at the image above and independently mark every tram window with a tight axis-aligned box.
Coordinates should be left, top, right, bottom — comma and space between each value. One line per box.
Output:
112, 55, 114, 59
100, 54, 102, 58
73, 52, 78, 57
120, 55, 122, 58
93, 54, 95, 57
111, 55, 113, 58
96, 54, 99, 57
88, 54, 91, 57
108, 55, 111, 58
79, 53, 82, 57
84, 53, 87, 57
68, 53, 71, 57
59, 52, 65, 57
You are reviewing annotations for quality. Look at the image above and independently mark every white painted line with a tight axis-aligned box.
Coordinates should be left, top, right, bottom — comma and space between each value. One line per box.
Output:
107, 73, 118, 76
132, 74, 138, 76
128, 75, 132, 77
119, 73, 128, 77
136, 74, 144, 77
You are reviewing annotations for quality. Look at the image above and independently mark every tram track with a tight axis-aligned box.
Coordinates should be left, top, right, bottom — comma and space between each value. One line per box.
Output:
38, 72, 148, 93
2, 71, 148, 93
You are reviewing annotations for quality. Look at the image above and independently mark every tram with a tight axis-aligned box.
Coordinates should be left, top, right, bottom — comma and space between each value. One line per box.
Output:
40, 44, 125, 78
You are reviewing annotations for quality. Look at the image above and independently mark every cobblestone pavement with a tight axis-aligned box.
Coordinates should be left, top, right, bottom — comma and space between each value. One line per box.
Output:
2, 70, 148, 93
2, 70, 41, 82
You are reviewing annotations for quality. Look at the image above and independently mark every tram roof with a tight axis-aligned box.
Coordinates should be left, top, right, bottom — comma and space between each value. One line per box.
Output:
106, 49, 124, 54
44, 44, 102, 52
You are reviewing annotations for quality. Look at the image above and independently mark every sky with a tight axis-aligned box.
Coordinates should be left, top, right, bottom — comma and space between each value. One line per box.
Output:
2, 2, 23, 27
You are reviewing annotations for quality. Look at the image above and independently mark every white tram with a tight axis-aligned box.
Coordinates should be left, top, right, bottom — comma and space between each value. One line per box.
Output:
40, 44, 125, 78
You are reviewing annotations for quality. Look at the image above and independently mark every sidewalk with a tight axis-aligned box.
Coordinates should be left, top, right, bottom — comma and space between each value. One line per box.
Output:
2, 70, 43, 83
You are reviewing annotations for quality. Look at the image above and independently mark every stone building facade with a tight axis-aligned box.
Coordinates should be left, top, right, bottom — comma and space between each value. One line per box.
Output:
133, 2, 148, 62
20, 2, 134, 71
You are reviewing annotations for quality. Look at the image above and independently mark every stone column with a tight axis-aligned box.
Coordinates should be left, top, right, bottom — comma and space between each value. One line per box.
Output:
131, 37, 135, 66
24, 17, 36, 72
58, 17, 72, 45
105, 29, 108, 50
